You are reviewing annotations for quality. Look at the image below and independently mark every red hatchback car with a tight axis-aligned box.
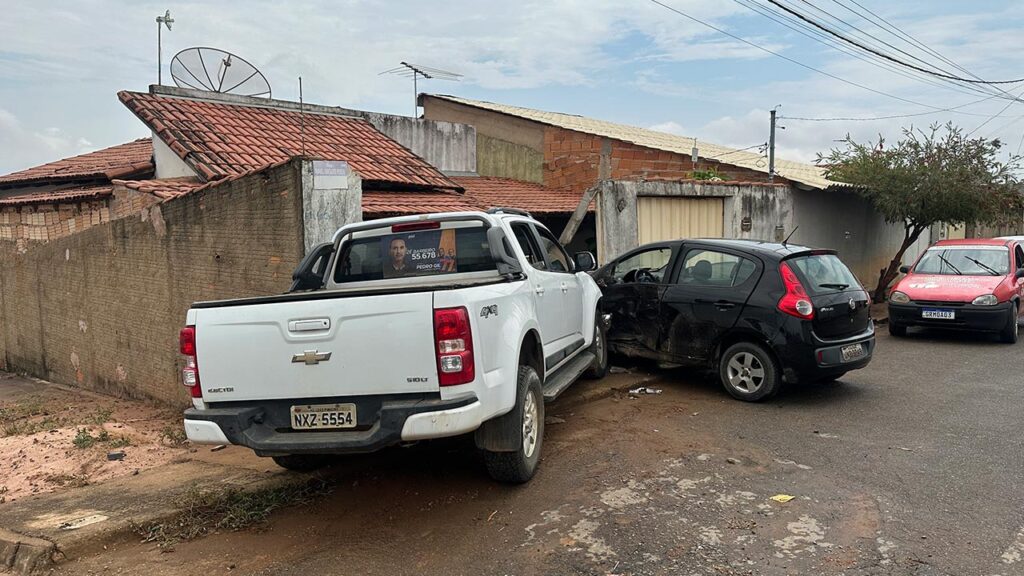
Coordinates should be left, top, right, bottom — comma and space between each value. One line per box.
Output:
888, 238, 1024, 343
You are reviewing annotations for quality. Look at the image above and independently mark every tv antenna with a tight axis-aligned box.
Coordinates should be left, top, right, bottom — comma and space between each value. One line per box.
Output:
155, 10, 174, 85
379, 62, 462, 117
170, 47, 272, 98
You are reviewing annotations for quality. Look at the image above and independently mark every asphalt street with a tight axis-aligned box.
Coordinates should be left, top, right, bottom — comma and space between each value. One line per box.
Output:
57, 327, 1024, 576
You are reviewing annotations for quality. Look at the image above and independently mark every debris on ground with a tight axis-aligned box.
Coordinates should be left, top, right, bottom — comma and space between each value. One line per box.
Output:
726, 457, 741, 465
609, 366, 633, 374
211, 445, 227, 452
770, 494, 796, 503
629, 387, 662, 395
107, 451, 126, 461
545, 416, 566, 425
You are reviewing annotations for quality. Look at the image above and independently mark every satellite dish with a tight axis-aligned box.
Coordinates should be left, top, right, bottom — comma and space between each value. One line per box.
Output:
170, 47, 271, 98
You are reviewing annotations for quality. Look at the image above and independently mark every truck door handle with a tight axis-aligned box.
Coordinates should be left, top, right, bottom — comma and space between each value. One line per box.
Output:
560, 282, 569, 293
535, 285, 546, 296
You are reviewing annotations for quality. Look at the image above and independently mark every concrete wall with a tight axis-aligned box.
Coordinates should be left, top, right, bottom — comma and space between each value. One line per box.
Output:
0, 160, 306, 404
595, 180, 793, 263
790, 188, 930, 286
152, 133, 198, 179
303, 160, 363, 252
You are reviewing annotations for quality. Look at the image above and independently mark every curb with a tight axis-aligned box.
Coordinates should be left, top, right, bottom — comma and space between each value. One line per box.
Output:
0, 529, 56, 575
0, 462, 316, 575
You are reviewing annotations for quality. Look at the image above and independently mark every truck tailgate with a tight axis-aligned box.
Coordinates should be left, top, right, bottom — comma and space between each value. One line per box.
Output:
193, 292, 438, 402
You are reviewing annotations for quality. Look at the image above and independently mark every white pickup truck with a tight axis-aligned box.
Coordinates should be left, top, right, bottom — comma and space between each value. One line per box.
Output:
180, 209, 608, 483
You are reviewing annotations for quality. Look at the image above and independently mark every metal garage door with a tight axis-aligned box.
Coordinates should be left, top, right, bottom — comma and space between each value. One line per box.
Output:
637, 197, 724, 244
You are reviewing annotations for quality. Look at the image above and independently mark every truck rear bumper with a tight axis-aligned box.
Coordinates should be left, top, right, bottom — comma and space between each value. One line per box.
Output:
184, 394, 480, 456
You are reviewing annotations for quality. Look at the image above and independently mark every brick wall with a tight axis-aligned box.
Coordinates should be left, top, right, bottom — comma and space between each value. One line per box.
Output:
0, 190, 159, 245
0, 161, 305, 405
543, 127, 784, 195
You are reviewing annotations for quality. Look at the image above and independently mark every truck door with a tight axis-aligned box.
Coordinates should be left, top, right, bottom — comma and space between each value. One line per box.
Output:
533, 225, 584, 342
511, 222, 572, 367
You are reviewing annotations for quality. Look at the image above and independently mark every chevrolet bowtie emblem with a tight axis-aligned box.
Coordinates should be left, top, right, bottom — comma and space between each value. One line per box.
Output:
292, 350, 332, 365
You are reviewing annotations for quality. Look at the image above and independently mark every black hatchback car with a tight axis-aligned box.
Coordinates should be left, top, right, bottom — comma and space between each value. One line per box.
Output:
593, 239, 875, 401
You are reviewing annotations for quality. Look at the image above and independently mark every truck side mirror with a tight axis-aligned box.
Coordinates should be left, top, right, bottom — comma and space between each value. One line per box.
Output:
574, 251, 597, 272
899, 265, 910, 274
290, 242, 335, 292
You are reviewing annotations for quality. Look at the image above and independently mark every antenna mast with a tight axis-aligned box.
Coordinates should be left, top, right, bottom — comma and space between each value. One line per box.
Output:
156, 10, 174, 85
379, 62, 462, 117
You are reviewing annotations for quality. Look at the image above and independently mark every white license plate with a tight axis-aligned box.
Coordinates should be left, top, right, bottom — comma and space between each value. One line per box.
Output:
841, 343, 866, 362
290, 403, 357, 430
922, 309, 955, 320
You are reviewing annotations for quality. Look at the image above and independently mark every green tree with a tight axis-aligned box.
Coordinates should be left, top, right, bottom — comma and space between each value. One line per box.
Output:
819, 123, 1023, 302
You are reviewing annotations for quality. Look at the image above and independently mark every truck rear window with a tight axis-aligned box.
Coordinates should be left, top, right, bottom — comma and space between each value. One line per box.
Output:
334, 227, 494, 284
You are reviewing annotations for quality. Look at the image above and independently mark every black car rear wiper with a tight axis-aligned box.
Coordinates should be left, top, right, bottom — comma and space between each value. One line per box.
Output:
819, 283, 850, 290
938, 254, 961, 275
964, 256, 1000, 276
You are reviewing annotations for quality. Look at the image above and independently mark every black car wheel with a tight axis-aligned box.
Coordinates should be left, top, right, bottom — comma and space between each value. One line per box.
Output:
719, 342, 780, 402
1000, 304, 1019, 344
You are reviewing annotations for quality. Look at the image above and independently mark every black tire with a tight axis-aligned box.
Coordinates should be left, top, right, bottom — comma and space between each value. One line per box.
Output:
271, 454, 331, 472
584, 316, 609, 379
1000, 304, 1019, 344
718, 342, 781, 402
888, 322, 907, 337
481, 366, 544, 483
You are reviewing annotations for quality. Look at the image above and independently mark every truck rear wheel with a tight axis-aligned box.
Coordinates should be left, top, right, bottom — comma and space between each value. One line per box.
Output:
481, 365, 544, 483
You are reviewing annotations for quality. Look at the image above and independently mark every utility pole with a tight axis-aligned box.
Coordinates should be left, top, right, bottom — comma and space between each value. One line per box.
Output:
768, 108, 777, 182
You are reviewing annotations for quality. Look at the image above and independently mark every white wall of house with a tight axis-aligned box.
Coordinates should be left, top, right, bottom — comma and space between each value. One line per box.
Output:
152, 133, 199, 179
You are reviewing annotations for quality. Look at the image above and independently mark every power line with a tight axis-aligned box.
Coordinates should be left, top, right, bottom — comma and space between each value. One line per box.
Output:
646, 0, 988, 113
732, 0, 1011, 102
705, 142, 767, 160
781, 91, 1024, 122
765, 0, 1024, 85
967, 85, 1024, 136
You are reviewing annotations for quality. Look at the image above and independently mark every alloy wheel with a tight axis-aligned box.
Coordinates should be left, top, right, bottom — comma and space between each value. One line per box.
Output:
726, 352, 766, 393
522, 389, 539, 458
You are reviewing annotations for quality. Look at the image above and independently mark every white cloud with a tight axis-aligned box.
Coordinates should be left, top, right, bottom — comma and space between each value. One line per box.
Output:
647, 121, 689, 136
0, 108, 97, 173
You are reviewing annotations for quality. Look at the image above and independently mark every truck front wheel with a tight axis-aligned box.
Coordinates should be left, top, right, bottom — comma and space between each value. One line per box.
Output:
481, 365, 544, 483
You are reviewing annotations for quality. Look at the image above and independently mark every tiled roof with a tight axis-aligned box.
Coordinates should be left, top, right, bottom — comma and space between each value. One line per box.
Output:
0, 139, 153, 187
362, 190, 482, 216
119, 91, 459, 190
428, 95, 839, 190
454, 176, 592, 213
113, 178, 204, 200
0, 186, 113, 206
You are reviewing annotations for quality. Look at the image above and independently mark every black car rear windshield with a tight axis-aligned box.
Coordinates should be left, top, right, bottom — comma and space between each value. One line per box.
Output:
333, 225, 495, 284
788, 254, 861, 295
913, 246, 1009, 276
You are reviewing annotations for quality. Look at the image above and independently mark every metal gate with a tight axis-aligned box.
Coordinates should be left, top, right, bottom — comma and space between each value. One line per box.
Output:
637, 197, 724, 244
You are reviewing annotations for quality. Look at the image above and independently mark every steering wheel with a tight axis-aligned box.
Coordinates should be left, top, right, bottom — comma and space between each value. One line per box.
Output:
635, 268, 658, 283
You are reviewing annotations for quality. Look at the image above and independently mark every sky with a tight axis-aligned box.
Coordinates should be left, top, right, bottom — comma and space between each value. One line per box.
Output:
2, 0, 1024, 176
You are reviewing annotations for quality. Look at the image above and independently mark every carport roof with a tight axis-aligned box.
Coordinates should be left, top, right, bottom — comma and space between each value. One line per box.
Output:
426, 95, 841, 190
0, 139, 153, 188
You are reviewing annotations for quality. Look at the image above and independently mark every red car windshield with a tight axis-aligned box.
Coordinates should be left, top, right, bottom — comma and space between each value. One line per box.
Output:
913, 247, 1009, 276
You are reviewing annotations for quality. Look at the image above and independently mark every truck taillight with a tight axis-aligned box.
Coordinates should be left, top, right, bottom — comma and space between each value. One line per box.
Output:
179, 326, 202, 398
434, 307, 474, 386
777, 262, 815, 320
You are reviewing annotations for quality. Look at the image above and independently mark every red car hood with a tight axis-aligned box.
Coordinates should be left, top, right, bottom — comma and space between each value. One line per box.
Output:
896, 274, 1005, 302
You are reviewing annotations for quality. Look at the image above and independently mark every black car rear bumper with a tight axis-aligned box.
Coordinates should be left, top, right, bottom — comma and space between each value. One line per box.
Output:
183, 394, 477, 456
888, 301, 1014, 332
773, 322, 876, 383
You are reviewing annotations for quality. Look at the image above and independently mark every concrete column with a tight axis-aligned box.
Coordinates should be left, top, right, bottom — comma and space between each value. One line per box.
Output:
301, 160, 362, 253
597, 181, 639, 262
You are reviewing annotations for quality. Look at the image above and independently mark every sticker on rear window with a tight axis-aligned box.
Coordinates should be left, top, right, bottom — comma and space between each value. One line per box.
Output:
382, 229, 458, 278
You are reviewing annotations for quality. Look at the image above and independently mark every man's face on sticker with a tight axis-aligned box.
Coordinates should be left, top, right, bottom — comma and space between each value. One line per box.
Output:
390, 238, 407, 264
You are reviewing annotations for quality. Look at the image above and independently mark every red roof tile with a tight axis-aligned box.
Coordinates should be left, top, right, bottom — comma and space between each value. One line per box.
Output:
0, 186, 113, 206
113, 178, 204, 200
454, 176, 592, 214
362, 190, 482, 216
0, 140, 153, 187
119, 91, 459, 190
